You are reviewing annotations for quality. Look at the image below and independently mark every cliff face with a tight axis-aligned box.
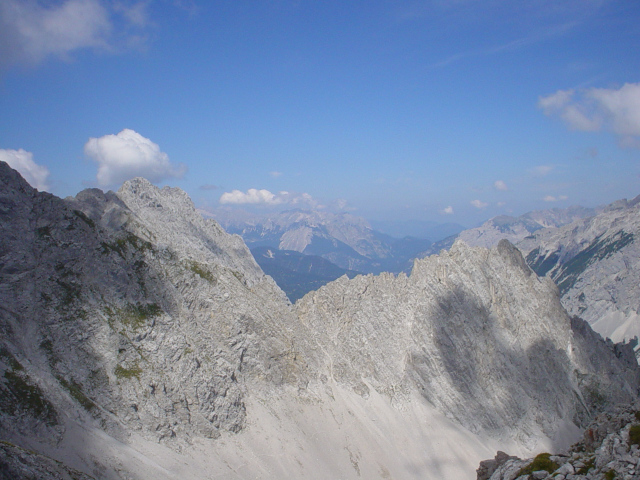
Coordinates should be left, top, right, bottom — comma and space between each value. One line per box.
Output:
296, 240, 639, 448
0, 161, 638, 480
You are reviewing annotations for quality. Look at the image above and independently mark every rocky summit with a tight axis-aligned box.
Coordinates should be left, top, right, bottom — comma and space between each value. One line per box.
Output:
0, 160, 638, 479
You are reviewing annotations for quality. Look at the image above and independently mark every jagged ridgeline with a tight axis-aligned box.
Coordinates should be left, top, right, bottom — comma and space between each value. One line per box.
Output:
0, 160, 638, 480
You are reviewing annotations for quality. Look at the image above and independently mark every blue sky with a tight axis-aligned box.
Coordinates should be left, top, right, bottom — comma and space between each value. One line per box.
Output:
1, 0, 639, 230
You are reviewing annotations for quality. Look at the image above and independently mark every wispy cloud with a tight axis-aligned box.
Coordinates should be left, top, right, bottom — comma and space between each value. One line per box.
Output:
269, 171, 283, 178
543, 195, 568, 202
0, 0, 153, 69
84, 129, 186, 186
429, 21, 578, 69
539, 82, 640, 147
470, 199, 488, 209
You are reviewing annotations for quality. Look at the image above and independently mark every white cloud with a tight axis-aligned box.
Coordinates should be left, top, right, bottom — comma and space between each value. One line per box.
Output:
539, 83, 640, 146
219, 188, 319, 208
493, 180, 508, 191
543, 195, 568, 202
220, 189, 283, 206
0, 148, 50, 191
84, 129, 186, 186
269, 171, 283, 178
441, 206, 454, 215
471, 199, 488, 209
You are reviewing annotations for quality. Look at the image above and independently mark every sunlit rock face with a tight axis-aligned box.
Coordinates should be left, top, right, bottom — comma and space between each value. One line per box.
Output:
518, 195, 640, 343
0, 160, 638, 480
296, 239, 639, 449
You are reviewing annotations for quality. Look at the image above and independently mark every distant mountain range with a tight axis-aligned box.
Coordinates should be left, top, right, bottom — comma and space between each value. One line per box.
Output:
419, 205, 597, 257
203, 208, 437, 299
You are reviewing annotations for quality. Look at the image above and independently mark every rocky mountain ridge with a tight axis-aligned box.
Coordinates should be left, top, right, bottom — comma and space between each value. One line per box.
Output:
420, 206, 597, 257
518, 195, 640, 343
0, 161, 638, 479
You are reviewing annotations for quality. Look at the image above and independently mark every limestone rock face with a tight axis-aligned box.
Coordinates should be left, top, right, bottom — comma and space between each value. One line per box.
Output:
296, 239, 639, 447
0, 160, 638, 480
0, 161, 311, 451
518, 195, 640, 342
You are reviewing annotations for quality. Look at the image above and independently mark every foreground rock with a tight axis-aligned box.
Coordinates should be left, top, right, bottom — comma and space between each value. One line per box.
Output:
479, 401, 640, 480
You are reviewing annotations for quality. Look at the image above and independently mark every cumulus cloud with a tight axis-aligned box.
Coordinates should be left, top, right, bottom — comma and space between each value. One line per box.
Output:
84, 129, 186, 186
219, 188, 319, 208
539, 83, 640, 146
441, 206, 454, 215
0, 0, 152, 69
494, 180, 508, 191
471, 199, 488, 209
220, 189, 283, 206
543, 195, 568, 202
0, 148, 50, 191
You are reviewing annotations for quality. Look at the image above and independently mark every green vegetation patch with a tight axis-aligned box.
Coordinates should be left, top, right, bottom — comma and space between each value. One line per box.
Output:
2, 370, 58, 425
515, 453, 559, 477
120, 303, 162, 330
101, 233, 153, 258
604, 469, 617, 480
187, 261, 216, 283
0, 347, 23, 372
57, 376, 96, 412
629, 425, 640, 446
114, 364, 142, 380
576, 457, 595, 475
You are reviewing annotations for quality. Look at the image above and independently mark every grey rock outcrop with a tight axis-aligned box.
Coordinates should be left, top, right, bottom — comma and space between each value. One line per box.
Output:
480, 402, 640, 480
